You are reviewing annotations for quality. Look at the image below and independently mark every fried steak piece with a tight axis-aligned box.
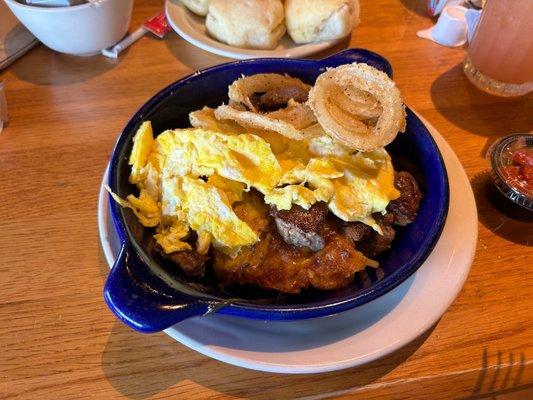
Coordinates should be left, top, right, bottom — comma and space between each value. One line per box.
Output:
353, 215, 396, 258
157, 235, 209, 278
388, 171, 423, 226
341, 222, 372, 243
163, 250, 209, 278
269, 202, 329, 251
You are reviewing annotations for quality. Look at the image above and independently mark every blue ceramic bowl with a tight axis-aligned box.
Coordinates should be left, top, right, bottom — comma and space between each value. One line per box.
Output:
104, 49, 449, 333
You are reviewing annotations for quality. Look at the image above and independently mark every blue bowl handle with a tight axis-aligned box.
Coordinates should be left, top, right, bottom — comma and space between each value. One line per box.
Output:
319, 48, 394, 78
103, 241, 211, 333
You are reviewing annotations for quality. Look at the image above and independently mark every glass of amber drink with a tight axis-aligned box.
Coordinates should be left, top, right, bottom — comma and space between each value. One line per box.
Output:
463, 0, 533, 97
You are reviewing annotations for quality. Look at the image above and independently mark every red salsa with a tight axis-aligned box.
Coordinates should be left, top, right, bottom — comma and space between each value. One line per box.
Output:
501, 148, 533, 197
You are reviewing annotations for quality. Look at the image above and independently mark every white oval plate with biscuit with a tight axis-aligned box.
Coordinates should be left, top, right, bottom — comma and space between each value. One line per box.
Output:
165, 0, 344, 60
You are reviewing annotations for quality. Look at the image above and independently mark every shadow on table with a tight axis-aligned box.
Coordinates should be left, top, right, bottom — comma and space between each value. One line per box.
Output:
470, 171, 532, 246
430, 63, 533, 155
398, 0, 433, 17
465, 348, 532, 399
7, 43, 119, 86
164, 34, 233, 71
101, 319, 436, 399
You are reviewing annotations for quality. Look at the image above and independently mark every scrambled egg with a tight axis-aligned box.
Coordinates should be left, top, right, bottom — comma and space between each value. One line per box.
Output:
108, 120, 400, 255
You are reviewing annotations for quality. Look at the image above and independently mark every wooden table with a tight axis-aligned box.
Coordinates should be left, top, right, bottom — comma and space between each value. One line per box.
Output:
1, 1, 532, 398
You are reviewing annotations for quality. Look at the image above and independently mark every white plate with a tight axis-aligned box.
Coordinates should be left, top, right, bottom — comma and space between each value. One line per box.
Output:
98, 116, 477, 374
165, 0, 343, 60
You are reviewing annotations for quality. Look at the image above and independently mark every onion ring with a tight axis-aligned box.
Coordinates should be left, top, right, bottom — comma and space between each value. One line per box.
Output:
308, 63, 406, 151
189, 106, 247, 133
330, 86, 382, 122
214, 101, 318, 140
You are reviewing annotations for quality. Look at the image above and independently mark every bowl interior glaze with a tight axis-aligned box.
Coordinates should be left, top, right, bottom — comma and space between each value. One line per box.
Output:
107, 49, 449, 325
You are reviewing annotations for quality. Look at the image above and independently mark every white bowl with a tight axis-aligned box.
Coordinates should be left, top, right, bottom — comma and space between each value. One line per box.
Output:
4, 0, 133, 56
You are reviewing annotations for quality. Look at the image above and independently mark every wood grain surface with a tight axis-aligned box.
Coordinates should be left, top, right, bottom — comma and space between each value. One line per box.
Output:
1, 0, 532, 399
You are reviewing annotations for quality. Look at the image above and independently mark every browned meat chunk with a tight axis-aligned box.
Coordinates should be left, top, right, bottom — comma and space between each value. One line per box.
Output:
377, 216, 396, 242
387, 171, 422, 226
378, 211, 395, 226
164, 250, 208, 278
274, 218, 324, 251
341, 222, 372, 243
341, 214, 394, 259
270, 202, 329, 233
354, 215, 396, 258
260, 86, 309, 108
250, 86, 309, 112
269, 202, 329, 251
